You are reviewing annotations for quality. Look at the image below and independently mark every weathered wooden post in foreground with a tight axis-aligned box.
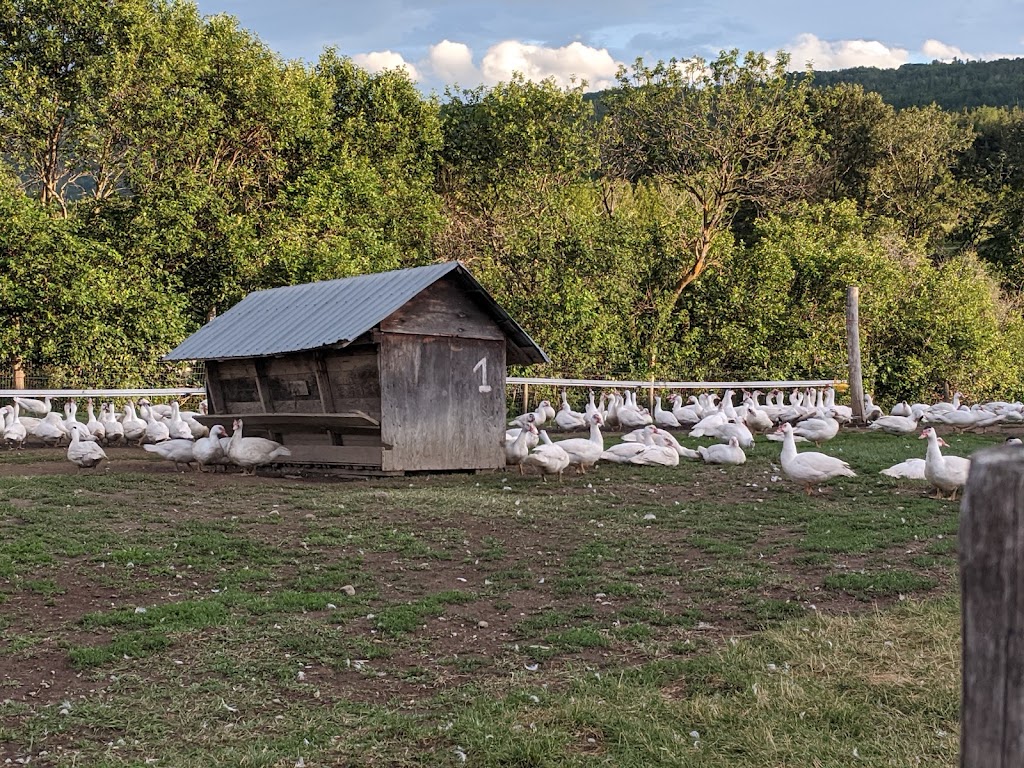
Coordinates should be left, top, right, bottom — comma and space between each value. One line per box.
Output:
845, 286, 866, 425
960, 446, 1024, 767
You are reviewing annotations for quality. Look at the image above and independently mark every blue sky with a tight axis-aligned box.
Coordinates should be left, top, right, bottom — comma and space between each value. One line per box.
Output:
195, 0, 1024, 92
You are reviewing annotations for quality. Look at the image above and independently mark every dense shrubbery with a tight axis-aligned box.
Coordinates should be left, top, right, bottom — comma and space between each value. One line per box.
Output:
1, 1, 1023, 403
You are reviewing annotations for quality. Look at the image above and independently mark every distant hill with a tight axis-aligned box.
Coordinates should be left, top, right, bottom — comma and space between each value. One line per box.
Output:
805, 57, 1024, 111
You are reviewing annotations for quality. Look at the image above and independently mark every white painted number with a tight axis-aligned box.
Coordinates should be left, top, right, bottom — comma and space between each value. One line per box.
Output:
473, 357, 492, 393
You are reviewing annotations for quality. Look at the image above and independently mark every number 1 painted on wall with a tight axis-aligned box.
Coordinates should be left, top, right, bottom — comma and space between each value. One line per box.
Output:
473, 357, 492, 393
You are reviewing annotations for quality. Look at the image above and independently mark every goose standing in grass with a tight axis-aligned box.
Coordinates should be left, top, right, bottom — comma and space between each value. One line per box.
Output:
792, 408, 840, 447
144, 438, 198, 471
509, 400, 552, 429
919, 427, 970, 501
775, 422, 856, 495
193, 425, 231, 471
653, 396, 681, 428
67, 425, 107, 469
551, 413, 604, 474
3, 404, 27, 449
85, 399, 106, 443
554, 399, 588, 431
523, 430, 571, 481
33, 412, 67, 446
121, 403, 147, 444
100, 403, 125, 445
227, 419, 292, 475
505, 421, 538, 473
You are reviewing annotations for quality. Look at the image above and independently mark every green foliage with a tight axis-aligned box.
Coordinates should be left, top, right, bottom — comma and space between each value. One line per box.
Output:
0, 5, 1022, 396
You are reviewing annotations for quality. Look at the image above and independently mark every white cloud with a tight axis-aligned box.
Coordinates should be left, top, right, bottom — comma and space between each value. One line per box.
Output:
922, 39, 973, 62
479, 40, 622, 90
428, 40, 480, 86
784, 33, 910, 70
351, 50, 420, 81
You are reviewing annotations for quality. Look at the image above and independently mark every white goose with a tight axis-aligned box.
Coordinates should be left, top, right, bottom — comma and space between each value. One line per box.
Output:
3, 404, 27, 448
166, 401, 194, 440
653, 396, 681, 428
142, 403, 170, 444
100, 403, 125, 445
629, 428, 680, 466
554, 399, 588, 431
601, 425, 655, 464
880, 458, 926, 480
121, 403, 148, 444
505, 421, 538, 473
698, 436, 746, 465
144, 438, 198, 471
33, 412, 68, 446
509, 400, 552, 428
776, 422, 856, 495
193, 425, 230, 471
792, 408, 840, 447
523, 430, 571, 481
67, 426, 107, 469
85, 399, 106, 443
919, 427, 970, 500
867, 413, 920, 436
227, 419, 292, 475
13, 395, 51, 417
551, 413, 604, 473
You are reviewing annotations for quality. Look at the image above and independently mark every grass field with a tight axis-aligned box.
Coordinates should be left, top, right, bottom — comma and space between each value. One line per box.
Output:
0, 427, 993, 766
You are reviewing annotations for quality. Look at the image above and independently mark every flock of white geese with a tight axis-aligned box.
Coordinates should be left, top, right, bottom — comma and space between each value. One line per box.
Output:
0, 396, 290, 474
506, 387, 1024, 499
2, 387, 1020, 495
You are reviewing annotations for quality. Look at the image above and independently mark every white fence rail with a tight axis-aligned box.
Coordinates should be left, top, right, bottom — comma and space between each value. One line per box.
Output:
1, 378, 846, 403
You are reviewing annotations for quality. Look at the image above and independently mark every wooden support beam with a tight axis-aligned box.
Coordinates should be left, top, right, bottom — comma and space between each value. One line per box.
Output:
960, 446, 1024, 767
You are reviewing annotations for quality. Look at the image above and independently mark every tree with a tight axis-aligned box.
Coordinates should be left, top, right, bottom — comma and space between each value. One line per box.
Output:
864, 104, 975, 246
601, 50, 819, 300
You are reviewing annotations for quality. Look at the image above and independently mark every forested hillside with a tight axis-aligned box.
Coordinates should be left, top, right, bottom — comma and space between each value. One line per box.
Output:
2, 0, 1024, 404
808, 57, 1024, 110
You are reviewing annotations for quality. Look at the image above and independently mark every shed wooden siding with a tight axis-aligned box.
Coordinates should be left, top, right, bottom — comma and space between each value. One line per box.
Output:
379, 334, 505, 472
379, 275, 506, 341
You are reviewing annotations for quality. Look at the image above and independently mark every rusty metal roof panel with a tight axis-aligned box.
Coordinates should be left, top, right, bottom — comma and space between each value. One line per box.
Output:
164, 262, 548, 364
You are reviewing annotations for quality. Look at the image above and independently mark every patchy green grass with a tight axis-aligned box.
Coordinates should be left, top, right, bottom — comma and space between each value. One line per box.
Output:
0, 427, 992, 766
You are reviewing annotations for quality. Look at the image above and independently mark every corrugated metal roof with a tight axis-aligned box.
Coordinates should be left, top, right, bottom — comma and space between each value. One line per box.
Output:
164, 261, 548, 364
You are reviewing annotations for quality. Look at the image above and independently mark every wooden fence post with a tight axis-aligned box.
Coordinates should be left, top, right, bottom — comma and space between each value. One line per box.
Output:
12, 358, 25, 389
845, 286, 866, 425
960, 446, 1024, 767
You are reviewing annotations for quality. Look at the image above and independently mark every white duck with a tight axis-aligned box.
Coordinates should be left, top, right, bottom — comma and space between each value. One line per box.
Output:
629, 428, 680, 466
919, 427, 971, 500
698, 436, 746, 465
3, 403, 27, 448
775, 422, 856, 495
523, 430, 571, 481
670, 394, 702, 426
653, 396, 681, 428
227, 419, 292, 475
67, 426, 107, 469
792, 409, 840, 447
649, 429, 701, 460
13, 395, 51, 417
551, 413, 604, 473
867, 413, 920, 436
142, 404, 170, 444
143, 438, 197, 471
703, 418, 755, 449
509, 401, 551, 428
863, 393, 884, 422
880, 458, 926, 480
192, 424, 230, 471
554, 399, 588, 431
100, 403, 125, 445
166, 401, 194, 440
85, 399, 106, 443
505, 421, 538, 473
601, 426, 655, 464
121, 403, 148, 444
33, 412, 68, 446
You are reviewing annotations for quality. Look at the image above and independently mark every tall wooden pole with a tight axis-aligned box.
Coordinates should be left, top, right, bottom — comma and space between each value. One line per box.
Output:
960, 446, 1024, 767
845, 286, 866, 425
12, 358, 25, 389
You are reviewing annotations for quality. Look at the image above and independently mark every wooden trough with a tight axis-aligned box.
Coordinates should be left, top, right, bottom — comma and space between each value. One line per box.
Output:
164, 262, 548, 474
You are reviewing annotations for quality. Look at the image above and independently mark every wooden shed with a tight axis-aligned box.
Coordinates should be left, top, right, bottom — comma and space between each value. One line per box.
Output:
164, 262, 548, 474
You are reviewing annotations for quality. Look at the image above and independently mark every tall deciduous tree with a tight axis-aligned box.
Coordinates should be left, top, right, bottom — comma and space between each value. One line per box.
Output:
601, 50, 820, 301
